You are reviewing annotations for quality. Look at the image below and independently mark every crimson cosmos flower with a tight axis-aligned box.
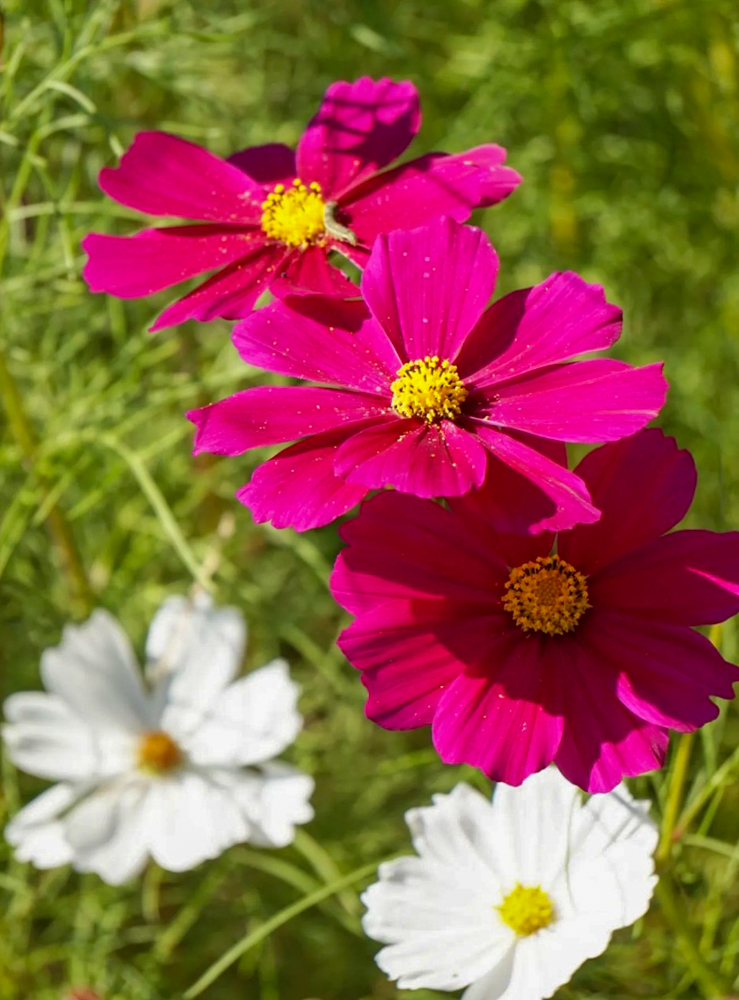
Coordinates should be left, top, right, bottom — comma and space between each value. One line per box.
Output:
330, 429, 739, 792
82, 77, 521, 330
188, 217, 667, 533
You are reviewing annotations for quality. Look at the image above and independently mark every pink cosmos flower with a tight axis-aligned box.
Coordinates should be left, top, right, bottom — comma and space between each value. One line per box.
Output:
188, 216, 667, 533
82, 77, 521, 331
330, 429, 739, 792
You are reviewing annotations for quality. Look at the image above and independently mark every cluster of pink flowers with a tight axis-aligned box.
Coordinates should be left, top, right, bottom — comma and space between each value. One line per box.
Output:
85, 76, 739, 794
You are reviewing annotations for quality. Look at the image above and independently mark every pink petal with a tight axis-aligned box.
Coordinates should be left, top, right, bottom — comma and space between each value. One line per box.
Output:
233, 296, 399, 393
334, 418, 488, 498
431, 632, 565, 785
473, 424, 600, 532
227, 143, 296, 186
148, 243, 287, 331
447, 434, 565, 542
188, 386, 388, 454
82, 227, 256, 298
339, 599, 503, 729
236, 425, 372, 531
552, 639, 669, 792
360, 218, 497, 361
99, 131, 264, 222
296, 77, 420, 198
477, 359, 667, 441
558, 429, 697, 575
456, 272, 623, 387
580, 612, 736, 732
331, 490, 508, 615
343, 145, 521, 242
269, 244, 361, 298
592, 529, 739, 626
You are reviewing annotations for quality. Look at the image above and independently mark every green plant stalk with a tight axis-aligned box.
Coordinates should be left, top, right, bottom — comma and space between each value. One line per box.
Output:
657, 623, 724, 862
669, 623, 729, 843
657, 731, 697, 863
655, 877, 730, 999
184, 859, 383, 998
0, 348, 92, 614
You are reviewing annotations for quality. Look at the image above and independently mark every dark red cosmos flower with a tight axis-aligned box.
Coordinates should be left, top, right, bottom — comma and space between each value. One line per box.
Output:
331, 430, 739, 792
82, 77, 521, 330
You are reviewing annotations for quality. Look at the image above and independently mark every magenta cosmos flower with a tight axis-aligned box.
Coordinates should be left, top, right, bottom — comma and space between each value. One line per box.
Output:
82, 77, 521, 331
330, 429, 739, 792
188, 216, 667, 533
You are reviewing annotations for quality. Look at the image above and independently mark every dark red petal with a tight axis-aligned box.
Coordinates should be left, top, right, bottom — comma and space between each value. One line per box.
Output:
558, 429, 697, 575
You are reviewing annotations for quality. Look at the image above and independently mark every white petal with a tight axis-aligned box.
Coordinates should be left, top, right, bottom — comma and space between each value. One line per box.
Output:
552, 782, 658, 927
373, 925, 511, 992
147, 770, 248, 872
571, 782, 658, 864
3, 692, 136, 781
491, 768, 581, 887
41, 611, 152, 733
461, 947, 516, 1000
220, 761, 314, 848
497, 917, 613, 1000
5, 783, 81, 868
147, 594, 246, 735
180, 660, 302, 767
407, 784, 505, 894
363, 784, 512, 992
63, 779, 153, 885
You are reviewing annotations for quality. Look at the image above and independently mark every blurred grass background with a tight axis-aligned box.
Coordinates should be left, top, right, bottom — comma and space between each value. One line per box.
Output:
1, 0, 739, 997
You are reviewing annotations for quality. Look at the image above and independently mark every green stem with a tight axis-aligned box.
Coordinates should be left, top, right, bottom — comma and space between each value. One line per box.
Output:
655, 877, 730, 999
657, 731, 696, 863
183, 859, 382, 998
0, 347, 93, 614
675, 742, 739, 843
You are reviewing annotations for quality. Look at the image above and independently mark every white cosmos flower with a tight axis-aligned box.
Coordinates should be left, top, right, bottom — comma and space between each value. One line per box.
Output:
2, 594, 314, 884
362, 768, 658, 1000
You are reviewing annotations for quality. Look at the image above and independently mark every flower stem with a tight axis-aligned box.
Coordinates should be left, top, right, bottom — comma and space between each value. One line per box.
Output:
657, 623, 723, 862
0, 347, 93, 614
655, 877, 730, 999
184, 859, 383, 998
657, 730, 696, 863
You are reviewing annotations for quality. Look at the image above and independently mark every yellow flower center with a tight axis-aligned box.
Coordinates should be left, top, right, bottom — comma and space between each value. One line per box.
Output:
390, 356, 467, 423
502, 554, 589, 636
137, 730, 182, 773
260, 179, 326, 247
498, 883, 554, 936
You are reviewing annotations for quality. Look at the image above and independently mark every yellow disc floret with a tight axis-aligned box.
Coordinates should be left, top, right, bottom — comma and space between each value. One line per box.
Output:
502, 554, 589, 636
137, 730, 182, 774
261, 179, 326, 248
498, 883, 554, 936
391, 356, 467, 423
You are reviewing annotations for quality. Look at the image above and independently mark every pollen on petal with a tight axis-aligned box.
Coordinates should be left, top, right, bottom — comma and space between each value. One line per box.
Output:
502, 554, 589, 636
390, 356, 467, 423
261, 178, 326, 248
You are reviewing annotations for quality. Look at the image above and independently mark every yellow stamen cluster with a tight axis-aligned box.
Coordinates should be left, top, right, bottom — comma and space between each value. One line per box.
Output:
498, 883, 554, 936
502, 554, 589, 636
261, 179, 326, 247
390, 356, 467, 423
137, 730, 182, 774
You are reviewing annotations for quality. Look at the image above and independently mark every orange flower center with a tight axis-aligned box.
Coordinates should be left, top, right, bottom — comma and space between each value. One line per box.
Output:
502, 554, 589, 636
137, 730, 182, 773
